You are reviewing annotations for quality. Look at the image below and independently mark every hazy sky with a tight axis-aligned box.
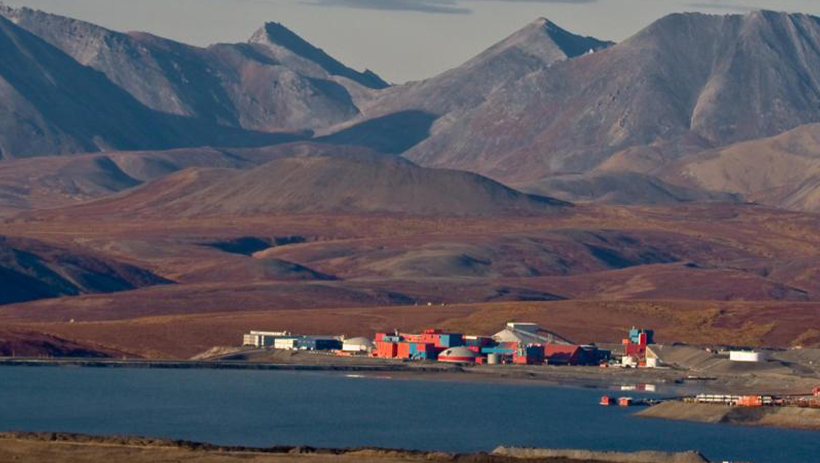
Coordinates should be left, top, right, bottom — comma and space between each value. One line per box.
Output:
6, 0, 820, 82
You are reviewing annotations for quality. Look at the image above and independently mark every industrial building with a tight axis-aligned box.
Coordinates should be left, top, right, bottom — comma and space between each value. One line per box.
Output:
729, 351, 763, 362
621, 327, 654, 367
242, 331, 293, 348
242, 331, 341, 351
493, 322, 574, 345
342, 337, 374, 353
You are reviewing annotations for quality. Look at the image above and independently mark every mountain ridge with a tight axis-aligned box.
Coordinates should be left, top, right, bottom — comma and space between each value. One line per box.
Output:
380, 10, 820, 188
249, 21, 388, 89
0, 5, 386, 158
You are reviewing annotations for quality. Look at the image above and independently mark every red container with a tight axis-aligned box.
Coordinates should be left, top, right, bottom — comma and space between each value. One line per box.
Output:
397, 342, 411, 359
737, 395, 763, 407
374, 341, 398, 358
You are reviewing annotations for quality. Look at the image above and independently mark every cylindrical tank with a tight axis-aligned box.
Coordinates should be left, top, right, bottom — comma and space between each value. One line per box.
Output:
487, 353, 500, 365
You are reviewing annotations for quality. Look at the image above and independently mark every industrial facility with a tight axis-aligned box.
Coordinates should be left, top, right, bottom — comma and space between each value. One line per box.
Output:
241, 322, 616, 366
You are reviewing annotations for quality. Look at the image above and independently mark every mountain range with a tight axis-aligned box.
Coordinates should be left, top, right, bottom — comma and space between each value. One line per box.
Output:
1, 7, 820, 213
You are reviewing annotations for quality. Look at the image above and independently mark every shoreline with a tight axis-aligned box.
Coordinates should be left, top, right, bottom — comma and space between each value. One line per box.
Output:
0, 357, 454, 373
637, 401, 820, 431
3, 356, 816, 397
0, 432, 710, 463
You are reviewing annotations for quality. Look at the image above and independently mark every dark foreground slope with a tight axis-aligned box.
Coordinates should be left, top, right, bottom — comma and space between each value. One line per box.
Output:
57, 153, 569, 218
0, 328, 130, 357
0, 235, 170, 305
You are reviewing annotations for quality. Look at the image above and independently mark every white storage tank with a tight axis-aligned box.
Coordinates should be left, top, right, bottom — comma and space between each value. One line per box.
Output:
729, 351, 762, 362
438, 346, 480, 364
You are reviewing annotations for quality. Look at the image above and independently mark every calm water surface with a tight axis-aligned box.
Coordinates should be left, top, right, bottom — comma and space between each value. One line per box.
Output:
0, 367, 816, 463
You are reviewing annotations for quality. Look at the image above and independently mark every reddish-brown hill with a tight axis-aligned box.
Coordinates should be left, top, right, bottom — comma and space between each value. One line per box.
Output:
53, 153, 569, 218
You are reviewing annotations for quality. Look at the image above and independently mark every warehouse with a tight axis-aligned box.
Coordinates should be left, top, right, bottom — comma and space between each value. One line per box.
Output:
276, 337, 342, 350
493, 322, 574, 346
342, 337, 374, 353
242, 331, 292, 348
543, 345, 582, 365
730, 351, 763, 362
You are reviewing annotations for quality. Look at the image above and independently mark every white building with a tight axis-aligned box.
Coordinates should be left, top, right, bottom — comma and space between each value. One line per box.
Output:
621, 355, 639, 368
645, 345, 661, 368
729, 351, 763, 362
493, 322, 574, 346
274, 338, 299, 350
342, 337, 374, 353
505, 322, 540, 334
242, 331, 292, 348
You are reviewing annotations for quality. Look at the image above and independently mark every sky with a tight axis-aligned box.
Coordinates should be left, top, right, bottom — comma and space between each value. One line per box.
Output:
5, 0, 820, 83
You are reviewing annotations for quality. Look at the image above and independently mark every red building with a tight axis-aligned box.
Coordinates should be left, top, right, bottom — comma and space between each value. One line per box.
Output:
543, 344, 582, 365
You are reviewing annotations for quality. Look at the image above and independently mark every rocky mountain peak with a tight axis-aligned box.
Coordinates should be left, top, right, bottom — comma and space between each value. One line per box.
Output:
249, 21, 388, 89
472, 17, 612, 69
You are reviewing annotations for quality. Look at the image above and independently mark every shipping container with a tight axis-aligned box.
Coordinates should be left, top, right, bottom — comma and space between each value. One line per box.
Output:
397, 342, 411, 359
463, 336, 494, 347
481, 347, 515, 355
437, 333, 464, 348
374, 341, 398, 358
